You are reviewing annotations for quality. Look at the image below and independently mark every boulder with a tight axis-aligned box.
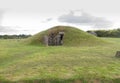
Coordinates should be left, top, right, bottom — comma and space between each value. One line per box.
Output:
115, 51, 120, 57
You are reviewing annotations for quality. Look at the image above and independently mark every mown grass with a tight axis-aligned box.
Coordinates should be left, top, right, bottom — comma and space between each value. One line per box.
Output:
0, 38, 120, 83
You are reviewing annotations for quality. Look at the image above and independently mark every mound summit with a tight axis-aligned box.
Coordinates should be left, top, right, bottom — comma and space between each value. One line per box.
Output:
26, 26, 107, 46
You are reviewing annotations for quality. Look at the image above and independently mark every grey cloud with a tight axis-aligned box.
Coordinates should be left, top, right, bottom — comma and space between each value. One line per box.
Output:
0, 9, 15, 33
0, 9, 18, 34
58, 11, 113, 28
0, 9, 4, 25
0, 26, 17, 33
46, 18, 53, 22
41, 18, 53, 23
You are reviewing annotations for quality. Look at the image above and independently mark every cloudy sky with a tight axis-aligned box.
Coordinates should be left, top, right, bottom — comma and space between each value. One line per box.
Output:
0, 0, 120, 34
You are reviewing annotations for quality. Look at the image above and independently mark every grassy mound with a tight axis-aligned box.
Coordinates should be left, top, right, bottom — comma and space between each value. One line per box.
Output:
25, 26, 107, 46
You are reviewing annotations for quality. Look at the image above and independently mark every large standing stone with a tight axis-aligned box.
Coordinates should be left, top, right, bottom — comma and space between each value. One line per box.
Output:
115, 51, 120, 57
44, 35, 48, 46
48, 33, 55, 46
54, 34, 61, 45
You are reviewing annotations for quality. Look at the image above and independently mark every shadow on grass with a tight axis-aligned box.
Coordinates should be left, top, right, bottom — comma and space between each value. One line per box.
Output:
0, 78, 91, 83
112, 78, 120, 83
0, 77, 12, 83
0, 78, 120, 83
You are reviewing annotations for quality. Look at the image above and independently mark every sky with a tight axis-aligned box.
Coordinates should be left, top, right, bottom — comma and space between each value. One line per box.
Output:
0, 0, 120, 35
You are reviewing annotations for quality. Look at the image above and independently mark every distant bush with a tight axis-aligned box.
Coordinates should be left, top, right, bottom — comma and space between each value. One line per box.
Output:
87, 28, 120, 37
0, 34, 31, 39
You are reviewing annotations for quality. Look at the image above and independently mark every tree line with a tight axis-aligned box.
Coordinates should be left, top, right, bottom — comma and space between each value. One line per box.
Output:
87, 28, 120, 37
0, 34, 31, 39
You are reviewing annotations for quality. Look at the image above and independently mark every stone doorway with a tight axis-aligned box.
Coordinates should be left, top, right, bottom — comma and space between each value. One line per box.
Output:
44, 32, 65, 46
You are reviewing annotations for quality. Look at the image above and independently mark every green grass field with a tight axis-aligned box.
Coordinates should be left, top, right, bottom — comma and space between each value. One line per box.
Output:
0, 38, 120, 83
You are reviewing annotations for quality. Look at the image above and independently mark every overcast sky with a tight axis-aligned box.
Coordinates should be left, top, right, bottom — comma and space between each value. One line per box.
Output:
0, 0, 120, 34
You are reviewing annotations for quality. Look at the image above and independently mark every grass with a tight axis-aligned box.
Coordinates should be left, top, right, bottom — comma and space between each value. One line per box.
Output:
0, 38, 120, 83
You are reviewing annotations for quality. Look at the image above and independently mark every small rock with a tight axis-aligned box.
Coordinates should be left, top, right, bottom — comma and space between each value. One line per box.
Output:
115, 51, 120, 57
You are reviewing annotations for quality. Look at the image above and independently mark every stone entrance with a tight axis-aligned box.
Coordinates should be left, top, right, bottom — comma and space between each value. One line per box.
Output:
44, 32, 64, 46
